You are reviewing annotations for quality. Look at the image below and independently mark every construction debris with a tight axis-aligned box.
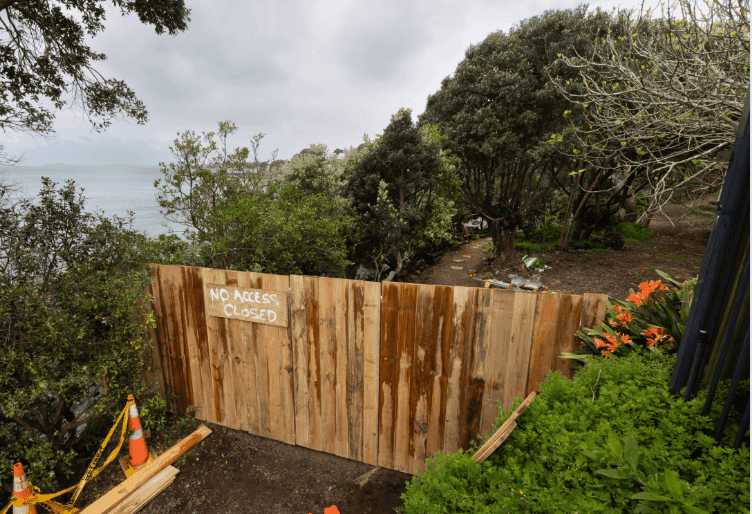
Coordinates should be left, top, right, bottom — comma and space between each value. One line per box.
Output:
79, 425, 212, 514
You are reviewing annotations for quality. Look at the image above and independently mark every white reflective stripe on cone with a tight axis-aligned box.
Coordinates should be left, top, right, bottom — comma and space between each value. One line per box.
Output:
129, 428, 143, 440
129, 404, 139, 418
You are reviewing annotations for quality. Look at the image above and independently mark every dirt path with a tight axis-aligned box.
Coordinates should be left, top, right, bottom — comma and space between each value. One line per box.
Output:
410, 200, 714, 300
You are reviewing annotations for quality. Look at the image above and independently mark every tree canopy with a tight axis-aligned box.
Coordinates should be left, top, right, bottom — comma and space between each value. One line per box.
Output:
0, 0, 191, 136
419, 6, 618, 255
550, 0, 749, 223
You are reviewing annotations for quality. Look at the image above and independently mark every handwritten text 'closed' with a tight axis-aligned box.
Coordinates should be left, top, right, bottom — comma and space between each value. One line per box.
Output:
203, 283, 289, 327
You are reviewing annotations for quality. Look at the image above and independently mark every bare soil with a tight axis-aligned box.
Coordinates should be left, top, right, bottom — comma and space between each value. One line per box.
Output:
35, 198, 714, 514
411, 200, 714, 300
74, 414, 411, 514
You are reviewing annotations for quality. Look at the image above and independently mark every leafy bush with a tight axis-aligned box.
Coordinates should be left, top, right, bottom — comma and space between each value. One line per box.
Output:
0, 179, 169, 499
616, 222, 654, 242
514, 241, 544, 253
563, 270, 695, 369
401, 352, 750, 514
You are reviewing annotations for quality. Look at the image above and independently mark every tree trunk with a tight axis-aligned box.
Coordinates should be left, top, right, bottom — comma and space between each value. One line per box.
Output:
621, 186, 638, 223
383, 250, 404, 282
559, 172, 580, 251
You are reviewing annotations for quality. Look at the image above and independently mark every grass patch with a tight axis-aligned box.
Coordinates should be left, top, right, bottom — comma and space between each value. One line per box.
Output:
515, 240, 544, 253
616, 222, 654, 242
664, 253, 687, 261
645, 247, 659, 254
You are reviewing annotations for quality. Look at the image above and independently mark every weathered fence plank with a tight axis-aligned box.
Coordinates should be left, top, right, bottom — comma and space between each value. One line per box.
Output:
444, 286, 475, 454
478, 288, 516, 438
291, 277, 380, 462
553, 294, 585, 379
526, 293, 562, 395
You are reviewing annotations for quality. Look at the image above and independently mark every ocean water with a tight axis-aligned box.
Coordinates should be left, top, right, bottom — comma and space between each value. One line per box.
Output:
0, 164, 183, 237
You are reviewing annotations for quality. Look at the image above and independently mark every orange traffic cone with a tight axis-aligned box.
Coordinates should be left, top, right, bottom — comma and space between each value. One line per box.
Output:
12, 463, 37, 514
324, 507, 341, 514
118, 394, 156, 478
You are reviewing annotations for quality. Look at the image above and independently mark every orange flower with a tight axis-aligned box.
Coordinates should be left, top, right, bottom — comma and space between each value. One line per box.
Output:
594, 338, 608, 349
642, 327, 674, 347
601, 350, 612, 358
620, 333, 632, 345
628, 293, 645, 307
613, 305, 625, 315
604, 333, 620, 352
616, 310, 632, 328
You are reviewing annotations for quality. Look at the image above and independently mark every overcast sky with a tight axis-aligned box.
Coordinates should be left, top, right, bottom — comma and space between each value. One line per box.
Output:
3, 0, 647, 167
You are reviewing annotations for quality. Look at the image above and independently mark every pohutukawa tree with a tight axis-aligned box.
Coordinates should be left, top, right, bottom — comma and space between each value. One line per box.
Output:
419, 7, 620, 256
551, 0, 749, 225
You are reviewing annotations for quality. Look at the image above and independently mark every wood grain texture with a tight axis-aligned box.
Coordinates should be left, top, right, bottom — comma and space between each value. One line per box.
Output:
444, 287, 475, 455
461, 287, 491, 449
478, 289, 516, 438
552, 294, 585, 379
502, 292, 537, 413
360, 280, 381, 466
392, 282, 418, 474
526, 293, 562, 395
378, 282, 400, 469
186, 267, 214, 424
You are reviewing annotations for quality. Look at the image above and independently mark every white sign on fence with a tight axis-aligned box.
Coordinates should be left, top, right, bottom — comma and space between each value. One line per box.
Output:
203, 283, 289, 327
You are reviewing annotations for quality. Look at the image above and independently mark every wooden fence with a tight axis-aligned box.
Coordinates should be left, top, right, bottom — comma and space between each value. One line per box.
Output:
142, 264, 608, 474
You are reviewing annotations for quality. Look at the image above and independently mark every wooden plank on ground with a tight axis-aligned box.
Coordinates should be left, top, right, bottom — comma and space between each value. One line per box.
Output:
108, 466, 179, 514
478, 288, 516, 439
443, 287, 475, 455
79, 425, 212, 514
360, 280, 381, 466
472, 390, 535, 464
474, 422, 517, 465
552, 294, 585, 379
525, 293, 562, 395
503, 292, 537, 413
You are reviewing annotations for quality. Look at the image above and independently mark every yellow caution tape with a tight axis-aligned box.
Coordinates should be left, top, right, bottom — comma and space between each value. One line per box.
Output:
1, 397, 135, 514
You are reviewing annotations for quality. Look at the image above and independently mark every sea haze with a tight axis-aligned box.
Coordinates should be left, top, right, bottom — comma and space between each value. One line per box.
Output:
0, 164, 184, 237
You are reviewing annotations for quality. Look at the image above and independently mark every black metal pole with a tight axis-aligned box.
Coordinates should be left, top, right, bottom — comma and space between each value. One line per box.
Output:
683, 331, 707, 402
702, 256, 750, 415
671, 106, 751, 394
714, 328, 750, 442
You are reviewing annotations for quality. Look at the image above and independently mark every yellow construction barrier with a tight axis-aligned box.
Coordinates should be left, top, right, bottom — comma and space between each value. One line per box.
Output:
2, 396, 137, 514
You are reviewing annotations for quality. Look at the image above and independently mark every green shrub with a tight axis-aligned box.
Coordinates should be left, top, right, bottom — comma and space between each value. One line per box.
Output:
616, 222, 654, 243
0, 179, 165, 499
401, 352, 750, 514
